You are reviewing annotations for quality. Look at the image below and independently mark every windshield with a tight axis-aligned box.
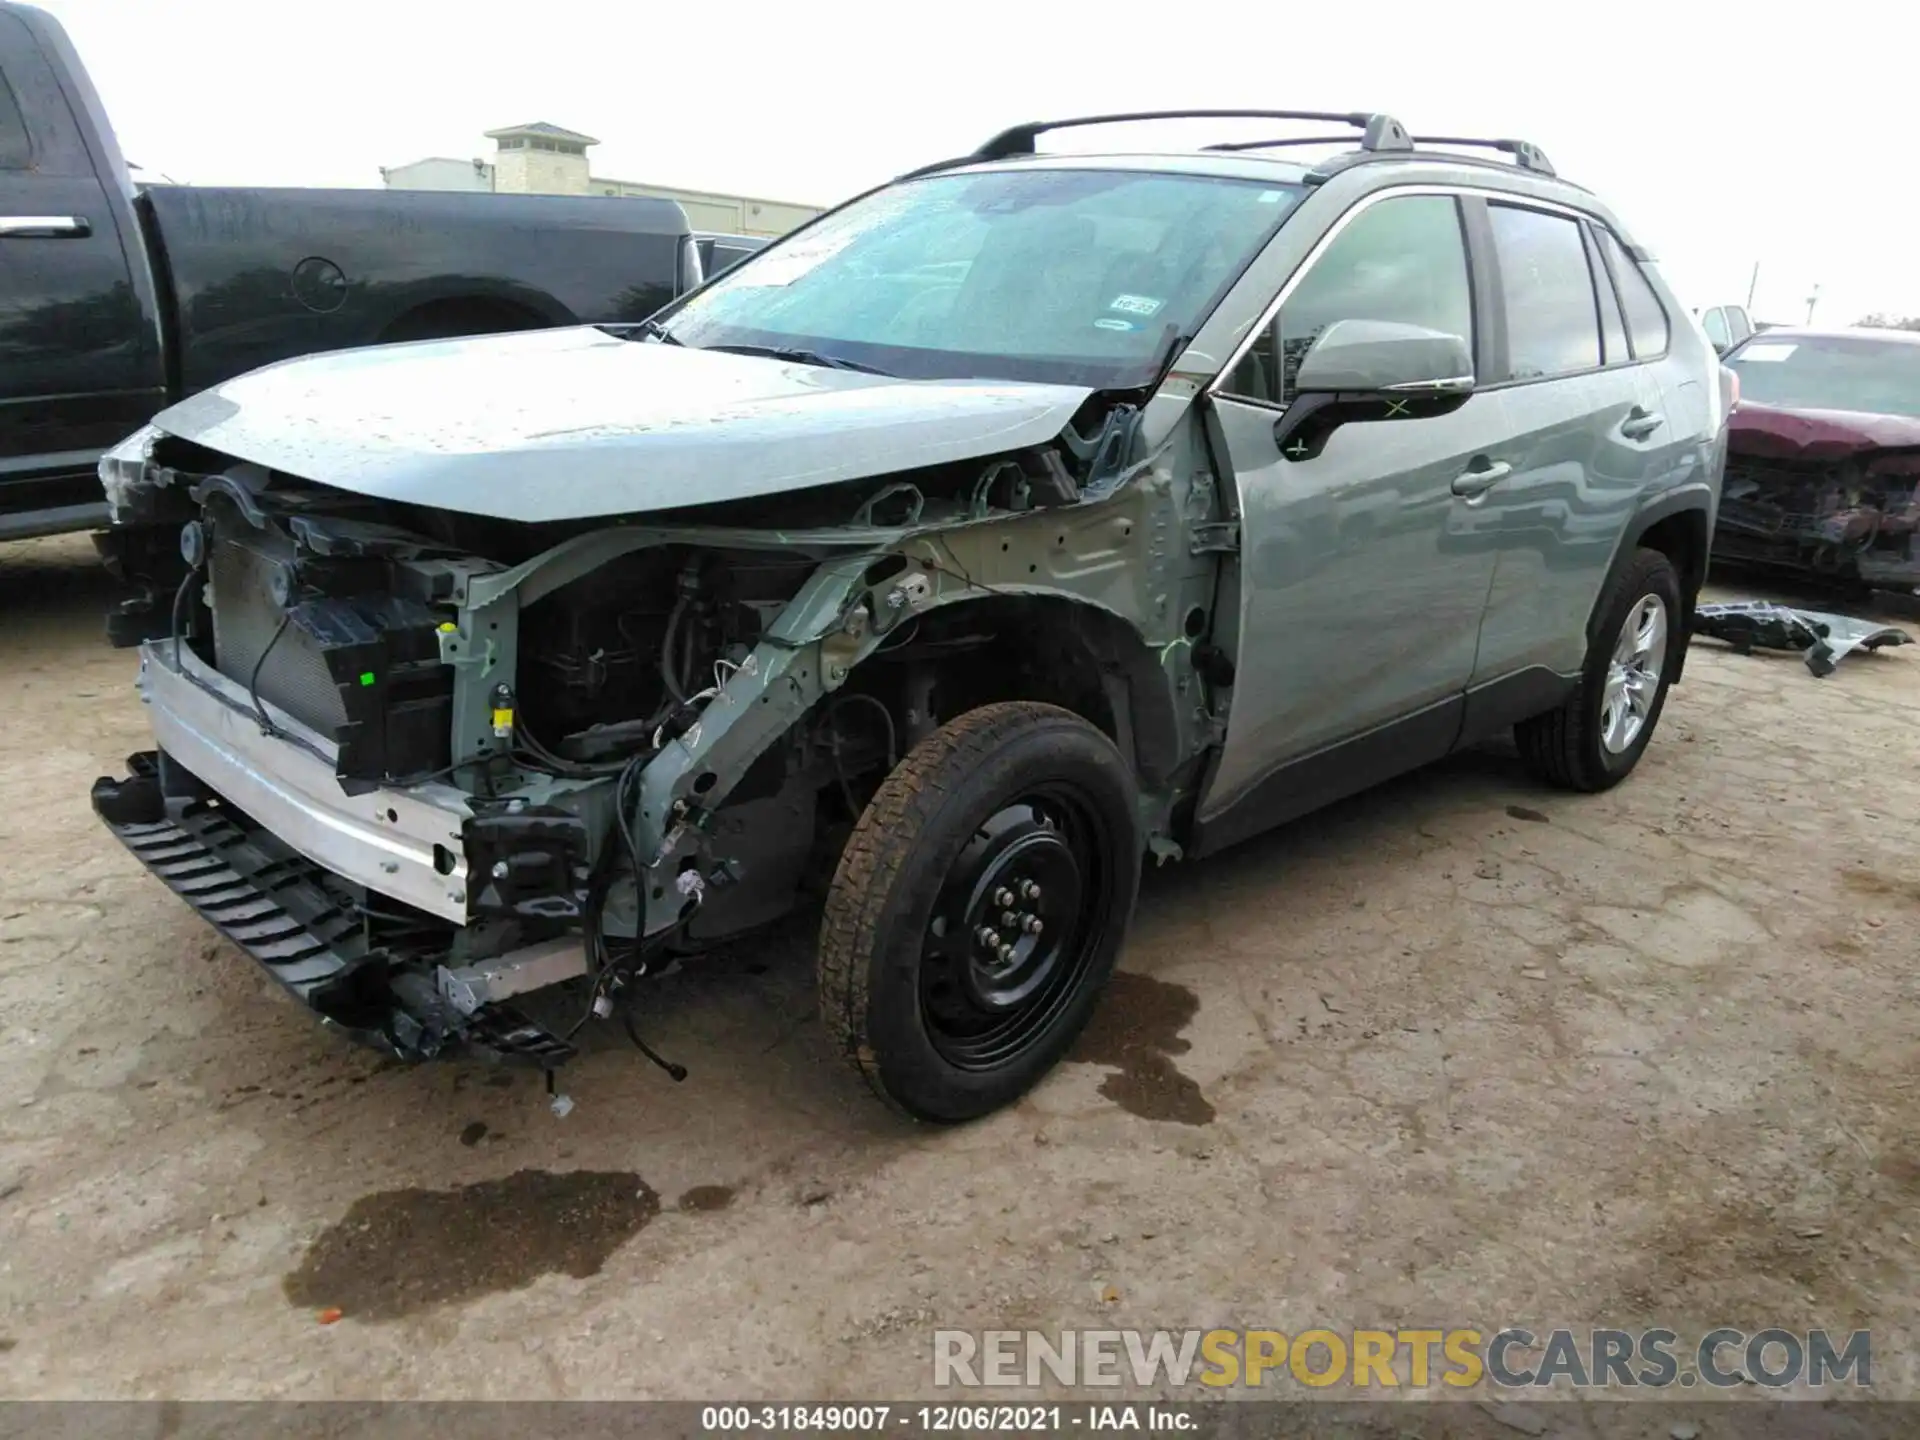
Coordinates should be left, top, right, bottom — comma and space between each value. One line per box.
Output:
1728, 333, 1920, 419
656, 167, 1305, 388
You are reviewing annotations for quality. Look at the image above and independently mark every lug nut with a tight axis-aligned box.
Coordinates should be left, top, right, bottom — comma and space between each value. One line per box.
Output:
1021, 880, 1041, 901
976, 926, 999, 948
1001, 910, 1019, 929
994, 887, 1015, 908
1024, 916, 1043, 935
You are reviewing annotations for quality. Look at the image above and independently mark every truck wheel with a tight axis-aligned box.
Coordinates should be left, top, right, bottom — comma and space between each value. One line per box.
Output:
818, 702, 1140, 1122
1516, 547, 1683, 792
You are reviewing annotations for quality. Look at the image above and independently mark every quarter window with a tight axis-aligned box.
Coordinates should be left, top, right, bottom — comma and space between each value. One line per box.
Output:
1598, 229, 1670, 359
1488, 203, 1602, 380
1583, 225, 1629, 364
1222, 194, 1472, 405
1701, 307, 1731, 348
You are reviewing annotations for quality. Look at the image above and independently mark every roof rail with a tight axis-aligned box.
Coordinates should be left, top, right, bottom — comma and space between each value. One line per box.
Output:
969, 109, 1413, 161
1201, 135, 1362, 153
1204, 132, 1557, 181
1408, 135, 1556, 176
1304, 146, 1578, 191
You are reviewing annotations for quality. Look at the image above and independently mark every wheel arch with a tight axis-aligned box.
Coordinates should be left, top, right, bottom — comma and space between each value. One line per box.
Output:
1603, 484, 1714, 685
867, 590, 1187, 791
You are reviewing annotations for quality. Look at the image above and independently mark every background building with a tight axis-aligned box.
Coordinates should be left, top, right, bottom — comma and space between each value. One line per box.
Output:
381, 122, 822, 237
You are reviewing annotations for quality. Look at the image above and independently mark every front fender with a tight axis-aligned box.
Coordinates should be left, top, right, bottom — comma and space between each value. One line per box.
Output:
631, 476, 1216, 878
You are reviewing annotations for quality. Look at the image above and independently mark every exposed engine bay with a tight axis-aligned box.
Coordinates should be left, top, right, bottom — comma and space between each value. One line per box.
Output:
89, 396, 1221, 1071
1715, 451, 1920, 588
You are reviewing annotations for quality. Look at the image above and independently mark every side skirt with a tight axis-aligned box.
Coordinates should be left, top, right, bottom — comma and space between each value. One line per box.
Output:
1188, 696, 1462, 861
1186, 666, 1577, 861
1456, 665, 1579, 750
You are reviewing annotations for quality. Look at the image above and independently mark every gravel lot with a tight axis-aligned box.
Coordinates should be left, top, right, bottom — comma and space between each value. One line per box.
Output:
1, 532, 1915, 1400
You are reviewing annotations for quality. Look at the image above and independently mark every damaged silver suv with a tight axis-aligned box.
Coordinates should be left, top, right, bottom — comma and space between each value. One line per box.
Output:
90, 110, 1730, 1121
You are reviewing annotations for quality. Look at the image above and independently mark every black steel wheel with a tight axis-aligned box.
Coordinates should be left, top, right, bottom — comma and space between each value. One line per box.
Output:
819, 702, 1140, 1122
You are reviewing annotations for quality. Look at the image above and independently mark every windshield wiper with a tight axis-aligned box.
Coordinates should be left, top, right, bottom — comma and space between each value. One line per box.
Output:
633, 318, 681, 345
705, 343, 891, 376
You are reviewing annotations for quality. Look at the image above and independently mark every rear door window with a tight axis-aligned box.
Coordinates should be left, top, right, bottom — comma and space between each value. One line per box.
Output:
0, 67, 29, 169
1487, 203, 1602, 380
1701, 307, 1731, 348
0, 10, 92, 177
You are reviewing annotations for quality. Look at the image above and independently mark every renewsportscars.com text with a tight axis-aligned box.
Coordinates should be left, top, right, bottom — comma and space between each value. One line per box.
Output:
933, 1327, 1872, 1390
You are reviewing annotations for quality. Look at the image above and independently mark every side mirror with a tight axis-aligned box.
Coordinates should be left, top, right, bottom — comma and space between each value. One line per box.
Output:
1275, 319, 1474, 461
1293, 318, 1475, 398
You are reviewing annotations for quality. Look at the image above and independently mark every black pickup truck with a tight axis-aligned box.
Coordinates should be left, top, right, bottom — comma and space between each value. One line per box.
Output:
0, 0, 705, 551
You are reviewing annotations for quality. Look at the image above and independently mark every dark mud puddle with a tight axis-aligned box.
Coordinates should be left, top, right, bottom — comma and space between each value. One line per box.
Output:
677, 1184, 736, 1213
1070, 971, 1215, 1125
284, 1169, 659, 1320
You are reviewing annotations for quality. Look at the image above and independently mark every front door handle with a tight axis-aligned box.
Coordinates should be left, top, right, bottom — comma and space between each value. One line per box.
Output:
1451, 459, 1512, 499
0, 215, 91, 237
1620, 408, 1664, 440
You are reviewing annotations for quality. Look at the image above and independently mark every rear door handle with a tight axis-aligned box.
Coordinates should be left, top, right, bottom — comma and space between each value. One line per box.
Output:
0, 215, 91, 237
1620, 409, 1664, 440
1451, 460, 1512, 499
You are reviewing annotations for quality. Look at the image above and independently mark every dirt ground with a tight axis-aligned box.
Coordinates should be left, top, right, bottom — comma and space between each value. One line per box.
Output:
0, 531, 1915, 1402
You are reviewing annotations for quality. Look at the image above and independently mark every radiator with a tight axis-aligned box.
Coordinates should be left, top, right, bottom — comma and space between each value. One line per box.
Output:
207, 533, 349, 735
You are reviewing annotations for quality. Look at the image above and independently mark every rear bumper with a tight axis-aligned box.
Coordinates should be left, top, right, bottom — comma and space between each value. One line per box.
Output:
91, 754, 577, 1065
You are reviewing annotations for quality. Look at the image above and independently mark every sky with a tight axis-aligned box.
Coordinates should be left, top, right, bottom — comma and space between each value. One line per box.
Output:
42, 0, 1920, 327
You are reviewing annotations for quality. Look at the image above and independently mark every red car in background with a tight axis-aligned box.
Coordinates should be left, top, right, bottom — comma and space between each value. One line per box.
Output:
1716, 327, 1920, 591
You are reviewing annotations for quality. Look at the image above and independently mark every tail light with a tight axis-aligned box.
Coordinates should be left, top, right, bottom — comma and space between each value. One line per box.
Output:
1721, 363, 1740, 413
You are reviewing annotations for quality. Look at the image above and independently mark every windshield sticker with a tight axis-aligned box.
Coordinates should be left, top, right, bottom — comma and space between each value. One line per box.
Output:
1107, 294, 1164, 317
1738, 343, 1797, 363
1257, 189, 1287, 203
1094, 317, 1138, 332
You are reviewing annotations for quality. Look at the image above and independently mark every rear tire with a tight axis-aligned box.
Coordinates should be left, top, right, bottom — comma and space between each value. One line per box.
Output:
1516, 547, 1683, 792
818, 702, 1140, 1122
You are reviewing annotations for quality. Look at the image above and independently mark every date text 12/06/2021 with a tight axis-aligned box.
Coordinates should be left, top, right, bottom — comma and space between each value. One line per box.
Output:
700, 1406, 1194, 1432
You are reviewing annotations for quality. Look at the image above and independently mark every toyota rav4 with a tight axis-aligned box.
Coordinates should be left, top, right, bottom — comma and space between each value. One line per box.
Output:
89, 110, 1730, 1121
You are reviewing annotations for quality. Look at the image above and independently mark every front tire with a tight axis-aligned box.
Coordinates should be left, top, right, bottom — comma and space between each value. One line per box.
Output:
1516, 547, 1683, 792
818, 702, 1141, 1122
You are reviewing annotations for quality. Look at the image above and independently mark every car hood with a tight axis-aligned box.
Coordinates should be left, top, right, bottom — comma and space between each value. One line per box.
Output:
1729, 401, 1920, 462
151, 326, 1096, 523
